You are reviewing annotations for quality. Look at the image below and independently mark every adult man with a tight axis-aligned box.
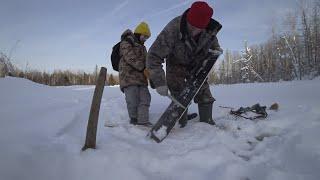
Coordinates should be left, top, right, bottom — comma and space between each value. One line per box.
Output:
147, 1, 222, 127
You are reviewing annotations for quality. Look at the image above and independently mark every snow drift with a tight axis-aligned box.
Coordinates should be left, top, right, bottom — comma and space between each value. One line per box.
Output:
0, 77, 319, 180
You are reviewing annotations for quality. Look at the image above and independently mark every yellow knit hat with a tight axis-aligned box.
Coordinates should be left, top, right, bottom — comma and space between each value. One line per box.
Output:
134, 22, 151, 37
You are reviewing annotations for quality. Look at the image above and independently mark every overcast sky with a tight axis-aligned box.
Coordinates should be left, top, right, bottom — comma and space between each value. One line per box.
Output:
0, 0, 299, 74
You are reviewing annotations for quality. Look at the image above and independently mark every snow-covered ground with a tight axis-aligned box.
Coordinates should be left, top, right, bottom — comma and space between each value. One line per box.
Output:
1, 77, 319, 180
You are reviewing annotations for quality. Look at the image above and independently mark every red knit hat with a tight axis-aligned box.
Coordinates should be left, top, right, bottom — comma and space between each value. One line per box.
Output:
187, 1, 213, 29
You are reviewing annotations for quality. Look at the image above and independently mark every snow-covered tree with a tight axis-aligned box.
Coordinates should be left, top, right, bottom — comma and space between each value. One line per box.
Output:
234, 41, 264, 83
0, 52, 15, 77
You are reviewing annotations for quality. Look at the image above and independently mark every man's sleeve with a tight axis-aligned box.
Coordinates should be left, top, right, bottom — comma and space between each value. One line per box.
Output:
211, 36, 223, 52
147, 19, 177, 88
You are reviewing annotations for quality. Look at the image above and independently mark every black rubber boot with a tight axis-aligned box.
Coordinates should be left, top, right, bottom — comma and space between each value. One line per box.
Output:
198, 103, 215, 125
187, 113, 198, 120
136, 121, 153, 127
179, 110, 188, 128
130, 118, 138, 125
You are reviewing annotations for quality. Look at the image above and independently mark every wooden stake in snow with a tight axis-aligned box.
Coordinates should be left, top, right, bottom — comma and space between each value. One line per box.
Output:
82, 67, 107, 151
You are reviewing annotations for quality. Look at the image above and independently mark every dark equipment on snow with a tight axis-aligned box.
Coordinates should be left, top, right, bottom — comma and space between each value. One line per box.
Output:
229, 103, 268, 120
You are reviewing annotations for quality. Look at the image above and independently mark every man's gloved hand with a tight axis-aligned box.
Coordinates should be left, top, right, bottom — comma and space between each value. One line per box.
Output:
156, 86, 169, 96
